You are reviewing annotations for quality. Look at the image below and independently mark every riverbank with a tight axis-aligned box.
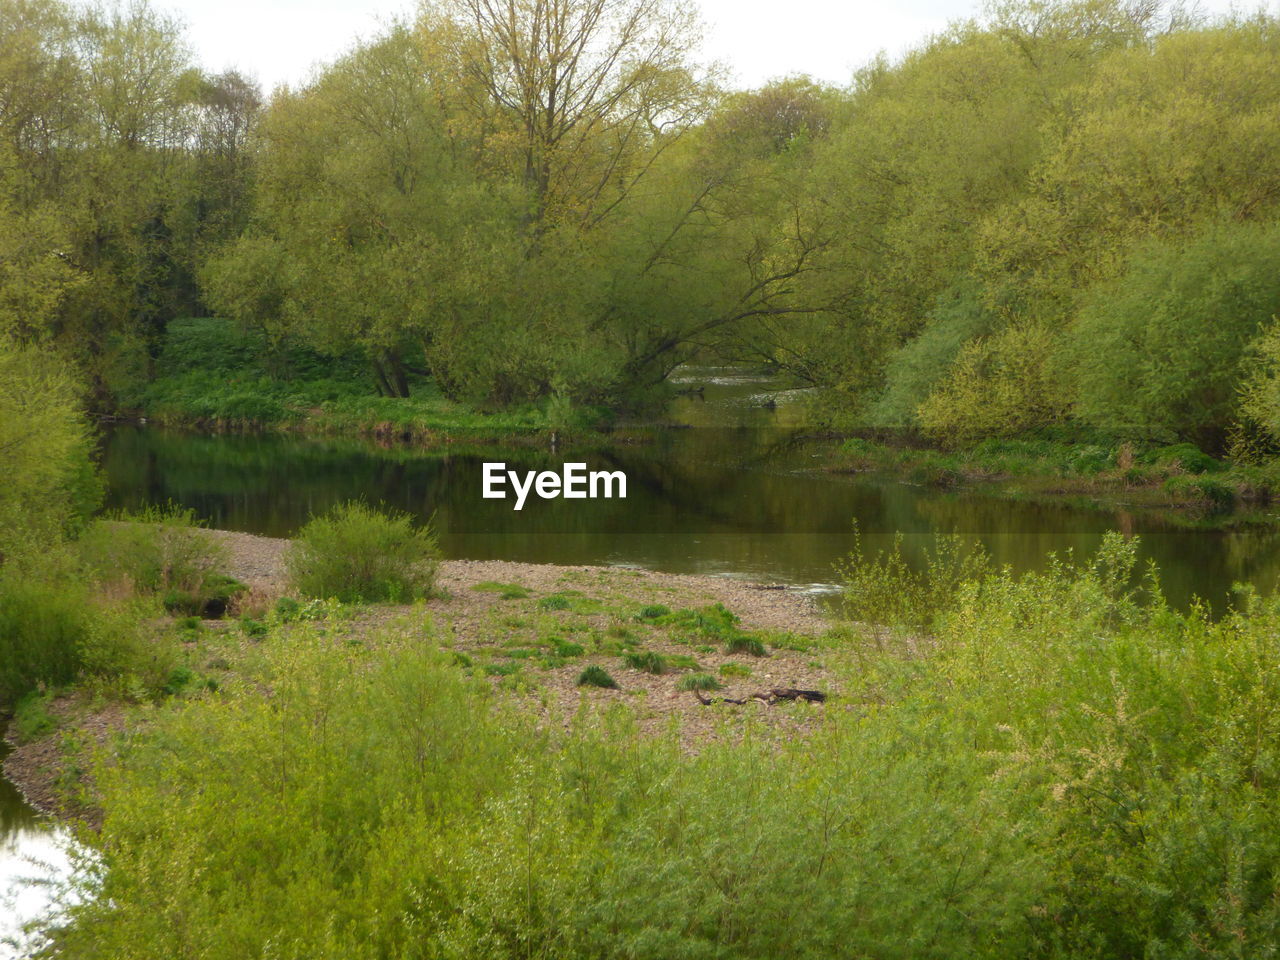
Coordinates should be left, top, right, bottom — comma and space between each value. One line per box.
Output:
3, 529, 838, 825
828, 435, 1280, 517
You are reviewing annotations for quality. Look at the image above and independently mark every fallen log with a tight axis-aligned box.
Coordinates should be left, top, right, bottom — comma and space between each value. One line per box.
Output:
694, 687, 826, 706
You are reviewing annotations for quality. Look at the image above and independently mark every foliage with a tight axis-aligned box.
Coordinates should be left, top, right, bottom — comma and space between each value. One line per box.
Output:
917, 322, 1066, 445
723, 634, 767, 657
33, 536, 1280, 958
284, 501, 440, 603
79, 506, 234, 615
621, 651, 667, 674
838, 526, 992, 633
0, 338, 100, 561
0, 560, 176, 706
575, 664, 618, 689
675, 672, 721, 692
1070, 220, 1280, 447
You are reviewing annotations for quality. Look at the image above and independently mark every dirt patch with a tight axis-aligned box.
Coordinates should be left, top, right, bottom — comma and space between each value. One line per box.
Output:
5, 529, 842, 822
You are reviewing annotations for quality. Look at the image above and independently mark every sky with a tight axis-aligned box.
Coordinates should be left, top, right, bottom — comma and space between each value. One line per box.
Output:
169, 0, 1261, 94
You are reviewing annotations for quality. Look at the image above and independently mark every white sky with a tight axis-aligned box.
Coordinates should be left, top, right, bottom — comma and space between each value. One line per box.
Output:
170, 0, 1263, 94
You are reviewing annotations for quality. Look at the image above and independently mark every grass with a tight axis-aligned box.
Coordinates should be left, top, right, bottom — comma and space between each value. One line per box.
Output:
127, 317, 605, 442
830, 434, 1280, 514
576, 664, 618, 689
621, 650, 668, 674
676, 672, 722, 692
472, 581, 531, 599
723, 635, 767, 657
29, 530, 1280, 958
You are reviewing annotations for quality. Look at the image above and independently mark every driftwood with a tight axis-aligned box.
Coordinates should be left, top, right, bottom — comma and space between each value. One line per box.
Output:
694, 687, 826, 706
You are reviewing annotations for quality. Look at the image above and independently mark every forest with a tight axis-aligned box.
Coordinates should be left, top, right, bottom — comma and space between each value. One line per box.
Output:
5, 0, 1280, 452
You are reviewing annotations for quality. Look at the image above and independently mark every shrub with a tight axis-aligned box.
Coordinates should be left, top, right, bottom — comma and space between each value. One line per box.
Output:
576, 665, 618, 689
0, 572, 89, 704
80, 507, 235, 615
538, 594, 571, 610
917, 322, 1067, 445
838, 525, 992, 634
13, 690, 57, 741
635, 604, 670, 621
1142, 442, 1221, 475
1163, 474, 1236, 508
0, 338, 101, 562
240, 618, 268, 638
285, 501, 440, 603
1071, 219, 1280, 446
0, 563, 178, 706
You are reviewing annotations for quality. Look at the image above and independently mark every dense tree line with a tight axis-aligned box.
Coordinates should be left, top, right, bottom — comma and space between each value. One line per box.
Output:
5, 0, 1280, 449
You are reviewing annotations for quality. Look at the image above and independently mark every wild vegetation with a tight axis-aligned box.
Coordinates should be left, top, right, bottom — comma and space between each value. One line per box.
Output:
7, 0, 1280, 461
7, 0, 1280, 952
4, 524, 1276, 959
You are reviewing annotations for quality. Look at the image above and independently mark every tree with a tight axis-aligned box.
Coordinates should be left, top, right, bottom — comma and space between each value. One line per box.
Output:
1069, 220, 1280, 448
421, 0, 714, 227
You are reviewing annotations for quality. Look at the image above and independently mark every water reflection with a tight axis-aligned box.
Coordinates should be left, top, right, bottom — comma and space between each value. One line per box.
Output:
97, 417, 1280, 612
0, 736, 74, 959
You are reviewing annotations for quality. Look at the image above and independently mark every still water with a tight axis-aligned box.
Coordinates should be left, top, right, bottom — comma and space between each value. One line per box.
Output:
96, 366, 1280, 610
5, 366, 1280, 952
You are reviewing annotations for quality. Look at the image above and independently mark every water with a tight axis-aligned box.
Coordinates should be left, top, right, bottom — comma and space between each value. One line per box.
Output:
0, 735, 74, 958
6, 365, 1280, 948
95, 365, 1280, 609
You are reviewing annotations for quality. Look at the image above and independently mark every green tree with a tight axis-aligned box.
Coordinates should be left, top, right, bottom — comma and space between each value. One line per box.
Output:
1069, 220, 1280, 448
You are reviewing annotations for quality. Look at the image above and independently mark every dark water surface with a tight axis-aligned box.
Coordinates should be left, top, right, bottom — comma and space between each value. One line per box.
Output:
98, 365, 1280, 610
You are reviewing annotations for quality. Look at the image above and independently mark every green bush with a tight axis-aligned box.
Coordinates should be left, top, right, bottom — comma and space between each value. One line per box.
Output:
1163, 474, 1236, 508
0, 571, 89, 704
553, 640, 585, 658
52, 533, 1280, 959
1071, 219, 1280, 446
284, 501, 440, 603
538, 593, 571, 610
13, 689, 57, 741
0, 563, 177, 706
79, 507, 235, 615
838, 526, 992, 634
1142, 442, 1221, 475
0, 338, 101, 561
